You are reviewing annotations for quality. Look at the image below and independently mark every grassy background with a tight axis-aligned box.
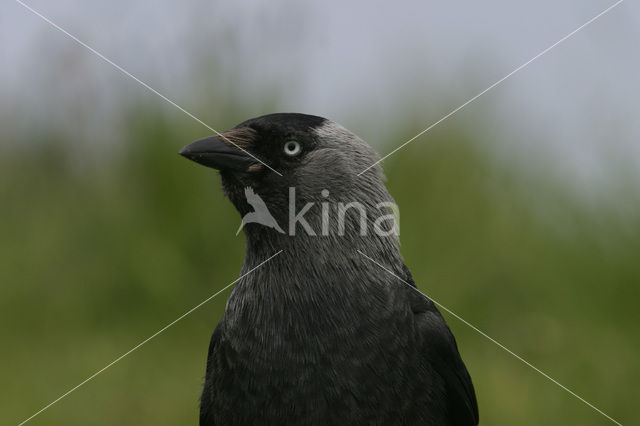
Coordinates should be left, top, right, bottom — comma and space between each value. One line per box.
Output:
1, 103, 638, 425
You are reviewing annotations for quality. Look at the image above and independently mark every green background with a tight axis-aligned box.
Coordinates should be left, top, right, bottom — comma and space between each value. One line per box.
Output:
2, 103, 637, 425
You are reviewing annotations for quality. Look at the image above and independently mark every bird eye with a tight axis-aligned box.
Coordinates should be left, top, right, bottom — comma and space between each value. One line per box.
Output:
283, 141, 302, 157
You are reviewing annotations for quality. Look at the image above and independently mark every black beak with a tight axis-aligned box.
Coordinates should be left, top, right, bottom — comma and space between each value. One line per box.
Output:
179, 135, 256, 171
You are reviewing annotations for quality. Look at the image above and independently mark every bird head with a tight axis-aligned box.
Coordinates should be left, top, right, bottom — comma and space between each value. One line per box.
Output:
179, 113, 398, 254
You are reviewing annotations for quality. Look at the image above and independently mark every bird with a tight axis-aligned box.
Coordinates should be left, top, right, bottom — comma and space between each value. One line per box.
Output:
235, 187, 284, 235
179, 113, 478, 426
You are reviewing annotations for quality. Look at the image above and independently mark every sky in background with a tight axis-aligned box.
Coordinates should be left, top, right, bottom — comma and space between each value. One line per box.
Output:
2, 0, 639, 187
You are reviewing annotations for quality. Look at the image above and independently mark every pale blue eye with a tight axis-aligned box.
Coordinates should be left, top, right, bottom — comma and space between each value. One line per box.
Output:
283, 141, 302, 156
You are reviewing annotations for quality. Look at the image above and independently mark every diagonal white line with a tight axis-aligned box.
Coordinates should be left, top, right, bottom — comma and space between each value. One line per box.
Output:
357, 250, 622, 425
358, 0, 625, 176
17, 250, 283, 426
14, 0, 282, 177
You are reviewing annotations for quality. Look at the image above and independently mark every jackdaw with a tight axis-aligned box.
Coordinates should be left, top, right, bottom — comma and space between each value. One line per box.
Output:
179, 113, 478, 425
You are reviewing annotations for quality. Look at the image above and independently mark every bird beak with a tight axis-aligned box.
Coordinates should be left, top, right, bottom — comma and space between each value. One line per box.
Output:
179, 135, 257, 171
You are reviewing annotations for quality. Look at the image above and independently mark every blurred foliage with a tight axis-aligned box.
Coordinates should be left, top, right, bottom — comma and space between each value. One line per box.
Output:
1, 103, 638, 426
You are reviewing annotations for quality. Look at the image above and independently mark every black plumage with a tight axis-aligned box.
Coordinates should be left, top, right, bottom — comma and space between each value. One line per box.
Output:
179, 113, 478, 425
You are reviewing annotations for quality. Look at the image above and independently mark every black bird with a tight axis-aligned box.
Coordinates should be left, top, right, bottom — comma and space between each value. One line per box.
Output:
179, 113, 478, 425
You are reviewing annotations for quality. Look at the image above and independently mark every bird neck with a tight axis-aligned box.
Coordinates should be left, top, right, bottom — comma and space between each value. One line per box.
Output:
225, 231, 407, 342
243, 224, 401, 264
234, 185, 405, 307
